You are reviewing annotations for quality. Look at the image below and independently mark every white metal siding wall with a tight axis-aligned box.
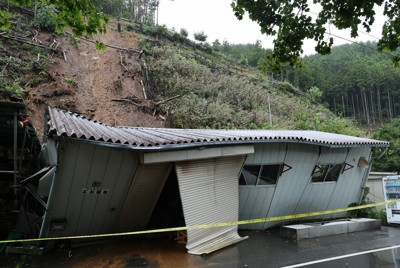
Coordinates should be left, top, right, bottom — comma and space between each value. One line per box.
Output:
239, 143, 286, 230
116, 163, 172, 232
326, 147, 372, 213
263, 143, 319, 229
175, 156, 247, 255
294, 147, 349, 215
43, 141, 138, 237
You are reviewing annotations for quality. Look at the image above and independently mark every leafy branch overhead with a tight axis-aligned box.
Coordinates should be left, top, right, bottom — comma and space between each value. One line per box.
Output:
231, 0, 400, 70
1, 0, 108, 37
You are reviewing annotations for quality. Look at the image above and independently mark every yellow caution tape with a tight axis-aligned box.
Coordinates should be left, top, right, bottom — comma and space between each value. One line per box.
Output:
0, 199, 398, 244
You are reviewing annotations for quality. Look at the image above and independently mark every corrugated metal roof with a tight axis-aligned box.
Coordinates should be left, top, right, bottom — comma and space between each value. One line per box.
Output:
46, 107, 390, 149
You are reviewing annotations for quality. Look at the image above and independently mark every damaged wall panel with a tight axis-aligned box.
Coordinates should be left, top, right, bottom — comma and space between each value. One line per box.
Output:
175, 156, 248, 255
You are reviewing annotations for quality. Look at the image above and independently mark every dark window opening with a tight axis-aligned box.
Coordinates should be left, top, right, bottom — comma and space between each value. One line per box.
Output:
240, 164, 283, 186
311, 163, 343, 183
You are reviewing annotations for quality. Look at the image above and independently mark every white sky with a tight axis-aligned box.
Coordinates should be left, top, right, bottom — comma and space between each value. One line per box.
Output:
158, 0, 386, 55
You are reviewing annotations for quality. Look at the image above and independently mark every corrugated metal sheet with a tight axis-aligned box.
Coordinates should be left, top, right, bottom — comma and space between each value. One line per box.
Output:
263, 143, 320, 229
40, 141, 138, 237
46, 107, 389, 148
239, 143, 287, 230
175, 156, 248, 255
115, 163, 172, 231
239, 143, 379, 230
326, 147, 372, 215
294, 147, 349, 215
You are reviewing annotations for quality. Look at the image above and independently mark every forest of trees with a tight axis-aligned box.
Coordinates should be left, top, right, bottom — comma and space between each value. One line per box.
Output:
283, 41, 400, 126
213, 40, 272, 69
93, 0, 159, 24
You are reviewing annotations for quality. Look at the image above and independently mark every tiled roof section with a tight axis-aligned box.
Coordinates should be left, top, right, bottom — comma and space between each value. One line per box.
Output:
46, 107, 390, 148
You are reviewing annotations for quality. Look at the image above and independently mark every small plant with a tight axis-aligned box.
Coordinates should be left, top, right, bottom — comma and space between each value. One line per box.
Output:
33, 3, 58, 32
347, 199, 378, 219
194, 31, 207, 42
5, 83, 24, 96
64, 76, 76, 84
180, 28, 188, 38
138, 38, 149, 51
308, 86, 323, 101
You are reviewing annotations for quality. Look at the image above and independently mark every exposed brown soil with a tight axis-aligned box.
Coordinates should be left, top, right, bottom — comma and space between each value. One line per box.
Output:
26, 20, 165, 140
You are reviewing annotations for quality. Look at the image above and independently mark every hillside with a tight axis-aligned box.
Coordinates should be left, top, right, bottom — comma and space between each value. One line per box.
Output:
0, 13, 362, 139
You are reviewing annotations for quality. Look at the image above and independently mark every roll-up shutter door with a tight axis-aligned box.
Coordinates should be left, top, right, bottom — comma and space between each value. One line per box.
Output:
175, 155, 248, 255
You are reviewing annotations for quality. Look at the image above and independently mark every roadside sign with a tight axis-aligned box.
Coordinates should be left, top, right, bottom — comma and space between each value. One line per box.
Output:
383, 175, 400, 224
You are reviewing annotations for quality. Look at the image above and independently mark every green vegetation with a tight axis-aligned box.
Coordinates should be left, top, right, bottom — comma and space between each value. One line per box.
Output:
232, 0, 400, 69
144, 44, 361, 135
64, 76, 76, 84
372, 119, 400, 172
347, 199, 387, 224
33, 3, 58, 31
285, 42, 400, 126
193, 31, 207, 42
0, 36, 49, 96
1, 1, 108, 37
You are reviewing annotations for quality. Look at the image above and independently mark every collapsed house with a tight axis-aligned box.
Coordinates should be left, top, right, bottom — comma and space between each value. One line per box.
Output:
0, 102, 41, 241
18, 107, 389, 255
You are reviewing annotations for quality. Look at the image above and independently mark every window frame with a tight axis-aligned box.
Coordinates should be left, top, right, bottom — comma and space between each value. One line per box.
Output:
239, 163, 287, 186
310, 163, 344, 183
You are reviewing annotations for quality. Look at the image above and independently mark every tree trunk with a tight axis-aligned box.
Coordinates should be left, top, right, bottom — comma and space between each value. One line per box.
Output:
370, 91, 375, 126
341, 95, 346, 117
356, 94, 360, 122
377, 88, 382, 125
387, 90, 393, 120
363, 91, 370, 126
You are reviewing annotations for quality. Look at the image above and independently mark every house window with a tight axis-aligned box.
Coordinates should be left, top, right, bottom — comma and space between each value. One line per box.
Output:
311, 163, 343, 183
240, 164, 283, 186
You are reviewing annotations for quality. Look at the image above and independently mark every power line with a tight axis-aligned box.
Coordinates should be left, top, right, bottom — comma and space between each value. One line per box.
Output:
325, 32, 395, 57
306, 9, 394, 57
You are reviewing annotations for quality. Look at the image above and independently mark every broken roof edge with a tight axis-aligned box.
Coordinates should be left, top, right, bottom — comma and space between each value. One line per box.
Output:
44, 107, 390, 150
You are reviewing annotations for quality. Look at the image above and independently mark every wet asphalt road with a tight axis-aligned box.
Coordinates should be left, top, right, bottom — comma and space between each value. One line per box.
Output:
1, 226, 400, 267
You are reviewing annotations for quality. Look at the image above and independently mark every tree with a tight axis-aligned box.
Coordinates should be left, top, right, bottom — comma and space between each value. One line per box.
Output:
193, 31, 207, 42
1, 0, 108, 38
372, 119, 400, 172
231, 0, 400, 70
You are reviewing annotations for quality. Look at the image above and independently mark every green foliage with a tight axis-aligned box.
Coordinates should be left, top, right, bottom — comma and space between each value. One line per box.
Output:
372, 119, 400, 172
95, 40, 106, 50
193, 31, 207, 42
212, 39, 221, 52
145, 46, 363, 134
0, 38, 50, 93
293, 110, 361, 136
179, 28, 188, 38
1, 0, 108, 38
33, 3, 57, 31
93, 0, 159, 25
220, 40, 271, 68
5, 82, 24, 96
347, 199, 383, 220
286, 42, 400, 124
64, 76, 75, 84
232, 0, 400, 70
0, 10, 11, 30
308, 86, 322, 101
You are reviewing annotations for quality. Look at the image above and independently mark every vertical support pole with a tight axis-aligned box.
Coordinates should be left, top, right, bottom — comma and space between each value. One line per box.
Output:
13, 113, 18, 195
19, 126, 27, 172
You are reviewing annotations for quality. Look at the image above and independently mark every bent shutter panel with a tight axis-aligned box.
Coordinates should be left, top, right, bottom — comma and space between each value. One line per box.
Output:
175, 155, 248, 255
